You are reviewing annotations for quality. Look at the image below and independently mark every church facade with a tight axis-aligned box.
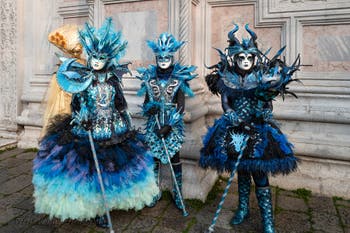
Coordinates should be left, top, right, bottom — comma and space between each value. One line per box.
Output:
1, 0, 350, 199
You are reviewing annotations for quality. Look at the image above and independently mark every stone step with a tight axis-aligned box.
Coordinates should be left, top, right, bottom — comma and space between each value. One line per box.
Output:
0, 138, 17, 150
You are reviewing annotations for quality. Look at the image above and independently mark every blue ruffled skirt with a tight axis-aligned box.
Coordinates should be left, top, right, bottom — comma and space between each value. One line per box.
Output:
199, 115, 298, 174
33, 116, 159, 221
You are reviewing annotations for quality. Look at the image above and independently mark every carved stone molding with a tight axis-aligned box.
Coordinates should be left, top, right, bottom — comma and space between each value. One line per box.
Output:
57, 3, 90, 18
0, 0, 17, 138
256, 0, 350, 70
169, 0, 179, 36
87, 0, 95, 25
178, 0, 191, 65
101, 0, 145, 4
269, 0, 350, 13
86, 0, 151, 28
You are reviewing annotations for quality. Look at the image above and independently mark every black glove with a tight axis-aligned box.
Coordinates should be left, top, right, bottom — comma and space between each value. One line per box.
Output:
82, 119, 92, 131
146, 106, 159, 115
156, 125, 172, 138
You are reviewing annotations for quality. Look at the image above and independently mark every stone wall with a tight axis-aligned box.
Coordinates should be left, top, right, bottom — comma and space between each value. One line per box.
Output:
0, 0, 19, 140
3, 0, 350, 199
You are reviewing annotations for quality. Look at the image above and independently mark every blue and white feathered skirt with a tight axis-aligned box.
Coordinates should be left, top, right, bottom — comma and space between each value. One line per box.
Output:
199, 115, 298, 174
33, 115, 159, 221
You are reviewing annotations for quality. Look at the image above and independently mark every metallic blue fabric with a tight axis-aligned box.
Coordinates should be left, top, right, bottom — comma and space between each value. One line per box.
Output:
69, 80, 129, 141
137, 63, 197, 100
56, 58, 92, 94
56, 57, 131, 141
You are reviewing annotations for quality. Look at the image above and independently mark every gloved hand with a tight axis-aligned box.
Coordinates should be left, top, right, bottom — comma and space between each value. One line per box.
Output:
146, 106, 159, 115
156, 125, 172, 138
81, 119, 92, 131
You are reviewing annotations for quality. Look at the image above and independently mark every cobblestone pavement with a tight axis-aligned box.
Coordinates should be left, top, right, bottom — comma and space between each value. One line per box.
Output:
1, 147, 349, 233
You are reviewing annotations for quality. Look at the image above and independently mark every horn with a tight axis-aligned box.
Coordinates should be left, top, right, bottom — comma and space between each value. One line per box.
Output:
245, 24, 258, 48
245, 24, 257, 41
291, 54, 301, 68
227, 24, 240, 45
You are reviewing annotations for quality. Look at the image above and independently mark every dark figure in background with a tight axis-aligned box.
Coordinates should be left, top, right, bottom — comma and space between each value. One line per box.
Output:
200, 24, 300, 233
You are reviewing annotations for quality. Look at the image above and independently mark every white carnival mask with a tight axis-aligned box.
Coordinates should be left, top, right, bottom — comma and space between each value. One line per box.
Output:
236, 53, 254, 71
156, 56, 173, 70
90, 56, 107, 71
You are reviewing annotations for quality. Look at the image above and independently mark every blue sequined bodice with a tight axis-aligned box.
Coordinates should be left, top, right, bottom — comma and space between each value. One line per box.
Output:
221, 71, 267, 122
149, 67, 181, 103
72, 74, 128, 141
148, 69, 181, 125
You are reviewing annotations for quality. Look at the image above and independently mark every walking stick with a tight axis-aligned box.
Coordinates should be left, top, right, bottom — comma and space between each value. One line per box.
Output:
205, 133, 249, 233
155, 116, 189, 217
87, 130, 115, 233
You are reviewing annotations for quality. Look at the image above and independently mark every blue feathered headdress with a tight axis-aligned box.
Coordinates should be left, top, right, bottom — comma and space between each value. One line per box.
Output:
147, 33, 184, 57
78, 17, 127, 61
226, 24, 260, 57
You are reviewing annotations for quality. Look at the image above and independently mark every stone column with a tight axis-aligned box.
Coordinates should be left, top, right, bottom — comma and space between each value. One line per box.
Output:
0, 0, 18, 144
178, 0, 191, 65
16, 0, 90, 148
17, 0, 62, 148
87, 0, 95, 26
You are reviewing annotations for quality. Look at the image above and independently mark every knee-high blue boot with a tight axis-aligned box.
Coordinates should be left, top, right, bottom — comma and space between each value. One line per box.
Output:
230, 175, 251, 225
256, 187, 275, 233
172, 162, 183, 210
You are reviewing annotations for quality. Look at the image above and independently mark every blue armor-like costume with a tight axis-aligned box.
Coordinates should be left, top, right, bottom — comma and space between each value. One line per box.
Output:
137, 33, 197, 209
199, 24, 300, 233
32, 18, 159, 222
